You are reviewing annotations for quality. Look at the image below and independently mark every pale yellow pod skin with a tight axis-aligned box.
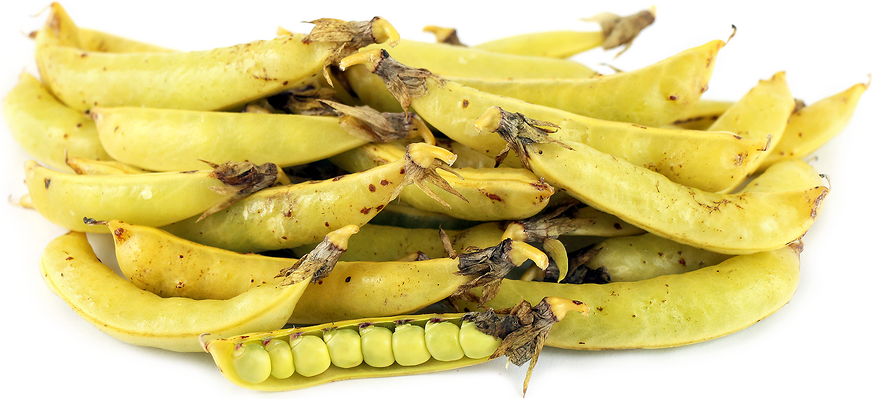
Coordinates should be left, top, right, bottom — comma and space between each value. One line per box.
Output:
2, 73, 111, 172
584, 234, 732, 283
473, 30, 604, 58
364, 39, 597, 80
161, 144, 452, 253
76, 28, 174, 53
24, 161, 234, 233
516, 140, 827, 255
92, 107, 370, 171
330, 141, 554, 221
449, 40, 724, 127
668, 99, 734, 130
65, 157, 149, 175
344, 52, 768, 193
39, 231, 311, 352
759, 81, 868, 170
35, 3, 337, 111
707, 72, 795, 191
458, 246, 800, 350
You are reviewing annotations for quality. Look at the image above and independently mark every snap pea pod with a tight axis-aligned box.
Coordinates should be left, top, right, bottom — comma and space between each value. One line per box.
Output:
202, 297, 588, 394
340, 49, 767, 193
455, 245, 800, 350
566, 158, 823, 283
162, 143, 463, 253
105, 219, 547, 324
329, 139, 554, 221
475, 106, 828, 255
39, 228, 352, 352
759, 80, 868, 170
292, 222, 506, 262
2, 73, 110, 172
707, 72, 795, 192
35, 3, 397, 111
24, 159, 277, 233
448, 39, 723, 127
470, 9, 655, 58
91, 103, 426, 171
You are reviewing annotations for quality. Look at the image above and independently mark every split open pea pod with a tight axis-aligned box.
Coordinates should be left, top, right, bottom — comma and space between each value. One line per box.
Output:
203, 297, 588, 392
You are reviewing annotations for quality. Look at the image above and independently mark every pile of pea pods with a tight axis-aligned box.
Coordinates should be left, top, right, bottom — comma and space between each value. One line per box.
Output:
4, 2, 867, 396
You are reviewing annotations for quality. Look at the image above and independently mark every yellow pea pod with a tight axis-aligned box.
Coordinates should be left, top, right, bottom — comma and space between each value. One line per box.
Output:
39, 231, 314, 352
471, 8, 656, 58
105, 219, 545, 325
759, 80, 868, 170
330, 140, 554, 221
455, 245, 800, 350
340, 49, 768, 193
568, 158, 823, 283
35, 3, 395, 111
92, 107, 388, 171
24, 159, 277, 233
2, 73, 110, 172
573, 233, 732, 283
293, 222, 506, 262
162, 143, 463, 253
707, 72, 795, 191
475, 106, 828, 255
448, 40, 723, 127
203, 297, 587, 394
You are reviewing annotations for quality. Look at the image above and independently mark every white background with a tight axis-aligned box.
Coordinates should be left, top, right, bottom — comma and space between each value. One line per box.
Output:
1, 1, 870, 398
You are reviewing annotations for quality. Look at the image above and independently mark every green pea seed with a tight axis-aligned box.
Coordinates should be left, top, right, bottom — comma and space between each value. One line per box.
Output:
459, 320, 501, 359
289, 335, 331, 377
323, 328, 363, 369
265, 338, 295, 379
232, 341, 272, 384
359, 325, 395, 368
424, 320, 464, 362
392, 323, 431, 366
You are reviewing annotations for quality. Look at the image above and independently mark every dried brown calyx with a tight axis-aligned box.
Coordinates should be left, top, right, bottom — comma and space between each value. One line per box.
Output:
303, 17, 400, 86
341, 49, 445, 113
475, 106, 573, 170
561, 245, 610, 284
198, 161, 279, 221
276, 225, 359, 285
452, 239, 520, 306
321, 99, 430, 143
267, 85, 341, 116
585, 8, 656, 56
507, 199, 593, 242
393, 144, 467, 208
464, 297, 589, 396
